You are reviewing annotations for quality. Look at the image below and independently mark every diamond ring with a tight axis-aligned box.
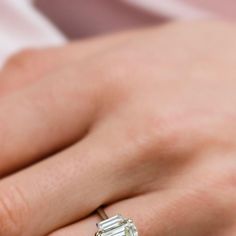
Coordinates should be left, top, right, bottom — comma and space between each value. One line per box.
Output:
96, 207, 138, 236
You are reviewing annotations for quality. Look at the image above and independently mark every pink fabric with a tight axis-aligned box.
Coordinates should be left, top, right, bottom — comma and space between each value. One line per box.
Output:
35, 0, 236, 39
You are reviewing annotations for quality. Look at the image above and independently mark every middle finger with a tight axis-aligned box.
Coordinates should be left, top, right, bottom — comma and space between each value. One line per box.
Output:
0, 128, 141, 236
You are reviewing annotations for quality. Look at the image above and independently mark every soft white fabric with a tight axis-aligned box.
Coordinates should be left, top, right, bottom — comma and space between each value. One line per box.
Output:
125, 0, 211, 19
0, 0, 65, 67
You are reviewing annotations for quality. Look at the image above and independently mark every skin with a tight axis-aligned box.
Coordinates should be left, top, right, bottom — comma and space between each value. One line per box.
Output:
0, 20, 236, 236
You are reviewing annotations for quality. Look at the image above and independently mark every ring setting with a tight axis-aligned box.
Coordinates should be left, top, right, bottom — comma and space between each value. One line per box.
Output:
96, 208, 138, 236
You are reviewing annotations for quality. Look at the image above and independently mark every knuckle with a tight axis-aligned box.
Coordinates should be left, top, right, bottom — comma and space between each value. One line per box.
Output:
222, 167, 236, 189
205, 165, 236, 195
214, 168, 236, 211
4, 49, 40, 71
124, 114, 183, 162
184, 175, 236, 216
0, 185, 30, 236
188, 187, 217, 209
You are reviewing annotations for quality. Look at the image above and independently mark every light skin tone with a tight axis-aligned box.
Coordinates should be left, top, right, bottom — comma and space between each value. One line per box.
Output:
0, 20, 236, 236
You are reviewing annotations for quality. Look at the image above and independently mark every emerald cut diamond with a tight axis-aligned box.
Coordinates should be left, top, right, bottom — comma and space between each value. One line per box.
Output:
96, 214, 138, 236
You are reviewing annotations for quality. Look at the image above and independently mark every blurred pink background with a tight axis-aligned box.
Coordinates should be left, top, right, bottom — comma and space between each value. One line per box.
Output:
34, 0, 236, 39
35, 0, 166, 38
1, 0, 236, 66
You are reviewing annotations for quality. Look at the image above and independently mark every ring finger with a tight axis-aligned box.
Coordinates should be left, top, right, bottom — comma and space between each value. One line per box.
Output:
50, 187, 236, 236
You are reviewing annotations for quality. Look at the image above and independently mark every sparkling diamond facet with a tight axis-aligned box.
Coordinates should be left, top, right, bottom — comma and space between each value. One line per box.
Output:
96, 215, 138, 236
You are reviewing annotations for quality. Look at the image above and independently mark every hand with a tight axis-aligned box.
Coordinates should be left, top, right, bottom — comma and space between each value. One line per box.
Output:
0, 21, 236, 236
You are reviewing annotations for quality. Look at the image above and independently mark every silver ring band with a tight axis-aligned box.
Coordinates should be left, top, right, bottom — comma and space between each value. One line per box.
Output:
97, 207, 109, 220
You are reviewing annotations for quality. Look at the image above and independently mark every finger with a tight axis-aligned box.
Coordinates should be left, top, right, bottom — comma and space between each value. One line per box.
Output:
0, 30, 137, 96
0, 48, 68, 96
0, 65, 101, 176
52, 187, 236, 236
0, 109, 178, 236
106, 189, 236, 236
0, 131, 142, 236
220, 226, 236, 236
49, 215, 99, 236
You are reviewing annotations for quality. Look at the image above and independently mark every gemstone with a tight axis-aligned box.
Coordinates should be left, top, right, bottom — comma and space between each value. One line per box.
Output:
96, 214, 138, 236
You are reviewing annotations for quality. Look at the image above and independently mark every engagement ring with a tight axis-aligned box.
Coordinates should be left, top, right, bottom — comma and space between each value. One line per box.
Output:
95, 207, 138, 236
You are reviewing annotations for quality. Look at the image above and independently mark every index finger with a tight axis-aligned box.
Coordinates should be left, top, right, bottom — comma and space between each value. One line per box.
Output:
0, 30, 135, 96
